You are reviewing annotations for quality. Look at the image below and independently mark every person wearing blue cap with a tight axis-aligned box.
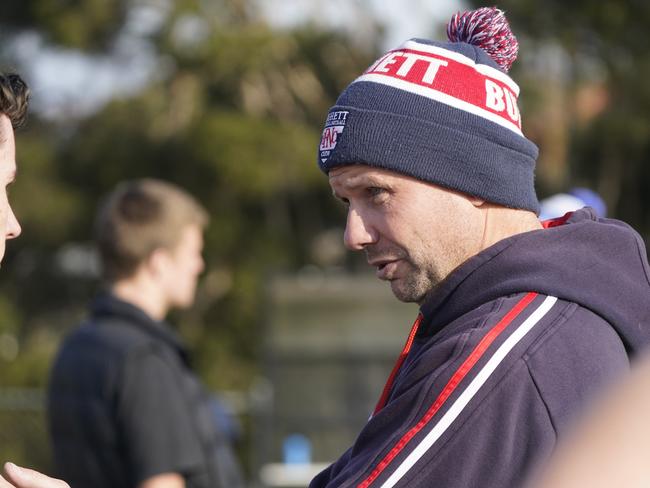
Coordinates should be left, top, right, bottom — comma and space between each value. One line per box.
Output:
539, 187, 607, 221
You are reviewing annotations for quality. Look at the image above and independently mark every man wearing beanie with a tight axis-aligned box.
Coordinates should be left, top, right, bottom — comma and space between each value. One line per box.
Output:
2, 8, 650, 488
312, 7, 650, 488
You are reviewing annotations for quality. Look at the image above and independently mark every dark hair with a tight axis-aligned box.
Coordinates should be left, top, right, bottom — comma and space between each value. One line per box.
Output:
0, 72, 30, 128
95, 179, 209, 282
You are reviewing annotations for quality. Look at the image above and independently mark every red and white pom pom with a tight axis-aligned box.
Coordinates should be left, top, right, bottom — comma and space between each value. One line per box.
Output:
447, 7, 518, 72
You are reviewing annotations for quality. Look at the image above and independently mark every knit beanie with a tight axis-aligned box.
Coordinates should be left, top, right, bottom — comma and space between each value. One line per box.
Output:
318, 7, 540, 213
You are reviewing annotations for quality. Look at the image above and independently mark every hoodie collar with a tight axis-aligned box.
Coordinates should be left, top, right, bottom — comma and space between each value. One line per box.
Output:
418, 223, 525, 337
418, 208, 650, 355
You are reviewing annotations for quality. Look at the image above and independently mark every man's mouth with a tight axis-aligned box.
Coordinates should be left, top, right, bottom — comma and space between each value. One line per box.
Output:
371, 259, 400, 280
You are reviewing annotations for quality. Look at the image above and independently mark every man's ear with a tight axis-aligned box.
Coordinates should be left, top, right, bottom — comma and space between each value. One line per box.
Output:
145, 248, 169, 278
467, 195, 486, 208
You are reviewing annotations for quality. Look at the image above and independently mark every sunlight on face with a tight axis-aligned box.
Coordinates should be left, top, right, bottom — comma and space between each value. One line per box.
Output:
0, 115, 21, 265
329, 165, 482, 304
161, 224, 205, 309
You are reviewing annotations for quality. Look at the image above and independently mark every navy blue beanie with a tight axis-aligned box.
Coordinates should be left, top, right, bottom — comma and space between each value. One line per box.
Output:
318, 8, 540, 213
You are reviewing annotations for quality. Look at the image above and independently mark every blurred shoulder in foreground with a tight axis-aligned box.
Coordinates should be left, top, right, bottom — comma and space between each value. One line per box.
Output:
529, 352, 650, 488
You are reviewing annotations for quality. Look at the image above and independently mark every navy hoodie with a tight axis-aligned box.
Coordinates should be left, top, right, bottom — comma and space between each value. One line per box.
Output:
311, 208, 650, 488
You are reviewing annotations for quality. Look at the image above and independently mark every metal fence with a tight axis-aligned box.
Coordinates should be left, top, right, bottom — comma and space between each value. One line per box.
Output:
0, 272, 418, 487
0, 388, 51, 472
253, 272, 417, 487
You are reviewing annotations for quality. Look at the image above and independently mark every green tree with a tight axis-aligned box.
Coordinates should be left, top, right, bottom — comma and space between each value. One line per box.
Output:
0, 0, 381, 473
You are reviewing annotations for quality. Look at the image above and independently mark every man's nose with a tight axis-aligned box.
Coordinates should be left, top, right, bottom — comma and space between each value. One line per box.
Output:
344, 208, 377, 251
6, 206, 21, 240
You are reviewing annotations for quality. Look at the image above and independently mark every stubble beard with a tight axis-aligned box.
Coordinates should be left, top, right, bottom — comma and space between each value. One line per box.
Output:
389, 260, 442, 304
366, 244, 442, 304
392, 240, 473, 304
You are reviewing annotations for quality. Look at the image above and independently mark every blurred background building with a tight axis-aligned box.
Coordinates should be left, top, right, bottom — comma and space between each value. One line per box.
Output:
1, 0, 650, 486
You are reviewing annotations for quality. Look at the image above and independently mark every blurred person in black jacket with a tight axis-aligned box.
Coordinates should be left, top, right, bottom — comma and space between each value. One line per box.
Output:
46, 179, 244, 488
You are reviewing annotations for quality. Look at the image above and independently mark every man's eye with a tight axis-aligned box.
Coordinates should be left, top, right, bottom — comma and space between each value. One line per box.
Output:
367, 187, 387, 199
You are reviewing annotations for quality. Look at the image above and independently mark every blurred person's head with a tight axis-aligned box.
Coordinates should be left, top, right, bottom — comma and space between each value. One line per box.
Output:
0, 72, 29, 264
319, 8, 542, 304
95, 179, 208, 316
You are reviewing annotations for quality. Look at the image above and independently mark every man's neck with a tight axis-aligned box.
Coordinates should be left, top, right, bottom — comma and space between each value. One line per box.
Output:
478, 205, 543, 251
417, 207, 542, 307
110, 277, 169, 322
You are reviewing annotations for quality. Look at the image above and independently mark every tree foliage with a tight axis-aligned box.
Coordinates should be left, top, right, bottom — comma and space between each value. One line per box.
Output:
0, 0, 379, 411
2, 0, 129, 51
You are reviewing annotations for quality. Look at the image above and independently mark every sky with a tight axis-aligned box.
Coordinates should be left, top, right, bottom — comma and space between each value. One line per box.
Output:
15, 0, 458, 119
257, 0, 458, 49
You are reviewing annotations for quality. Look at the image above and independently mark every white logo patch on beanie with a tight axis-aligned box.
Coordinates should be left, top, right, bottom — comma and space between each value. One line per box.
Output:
320, 110, 349, 164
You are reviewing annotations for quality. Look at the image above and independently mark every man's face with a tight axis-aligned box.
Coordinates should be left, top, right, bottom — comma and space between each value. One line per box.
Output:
0, 115, 21, 264
159, 224, 205, 309
329, 165, 483, 304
